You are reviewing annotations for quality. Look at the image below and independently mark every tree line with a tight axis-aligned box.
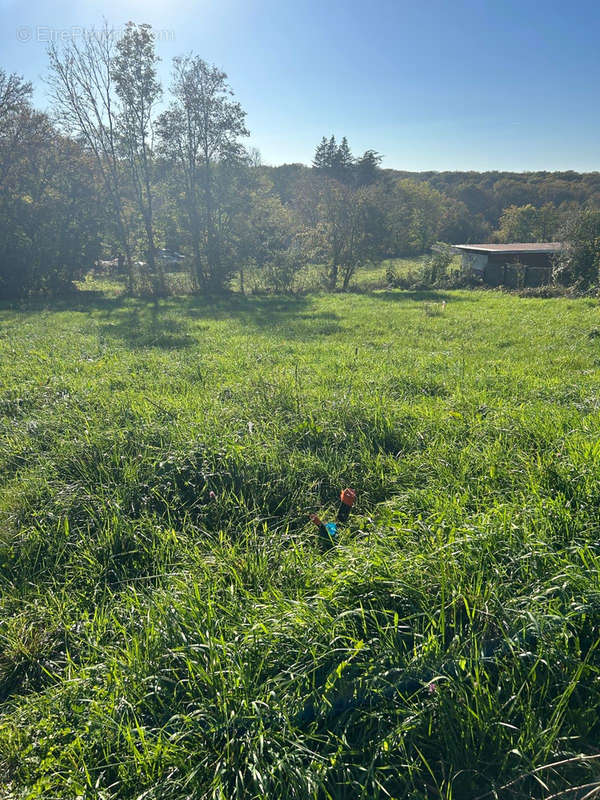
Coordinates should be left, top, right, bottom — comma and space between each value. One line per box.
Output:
1, 21, 599, 299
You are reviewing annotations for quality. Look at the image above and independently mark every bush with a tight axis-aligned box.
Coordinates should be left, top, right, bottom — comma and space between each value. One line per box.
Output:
423, 242, 454, 284
518, 285, 571, 298
553, 209, 600, 288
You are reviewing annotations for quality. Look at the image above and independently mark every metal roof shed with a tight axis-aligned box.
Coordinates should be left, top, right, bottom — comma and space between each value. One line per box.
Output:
453, 242, 564, 287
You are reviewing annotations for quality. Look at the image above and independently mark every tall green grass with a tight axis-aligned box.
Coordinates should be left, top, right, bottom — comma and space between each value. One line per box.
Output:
2, 289, 600, 798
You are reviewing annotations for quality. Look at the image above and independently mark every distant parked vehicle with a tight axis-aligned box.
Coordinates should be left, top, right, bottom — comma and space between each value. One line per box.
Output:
94, 254, 127, 274
96, 251, 186, 274
94, 258, 119, 273
156, 249, 186, 267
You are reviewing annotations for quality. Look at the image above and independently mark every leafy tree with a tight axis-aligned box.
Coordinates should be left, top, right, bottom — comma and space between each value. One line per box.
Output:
393, 170, 593, 232
157, 55, 248, 291
0, 69, 32, 163
424, 242, 455, 284
112, 22, 163, 291
384, 179, 449, 255
495, 204, 536, 242
231, 171, 306, 293
553, 209, 600, 288
48, 24, 136, 291
0, 77, 101, 298
0, 69, 32, 188
263, 163, 309, 205
537, 203, 561, 240
0, 69, 31, 115
494, 203, 560, 243
437, 198, 490, 244
309, 178, 384, 290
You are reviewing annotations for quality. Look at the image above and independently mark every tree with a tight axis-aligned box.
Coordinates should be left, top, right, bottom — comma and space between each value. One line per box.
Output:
494, 204, 538, 242
311, 135, 355, 182
384, 179, 449, 255
553, 209, 600, 288
312, 135, 337, 175
309, 178, 385, 290
424, 242, 455, 284
0, 69, 31, 116
0, 78, 101, 298
538, 203, 560, 240
335, 136, 354, 180
494, 203, 560, 243
326, 136, 338, 172
230, 171, 305, 293
157, 55, 248, 291
437, 198, 490, 244
48, 25, 135, 291
112, 22, 163, 292
355, 150, 382, 186
312, 136, 329, 170
0, 69, 33, 188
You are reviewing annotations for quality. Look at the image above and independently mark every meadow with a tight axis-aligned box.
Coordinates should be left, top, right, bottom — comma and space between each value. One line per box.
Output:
2, 286, 600, 798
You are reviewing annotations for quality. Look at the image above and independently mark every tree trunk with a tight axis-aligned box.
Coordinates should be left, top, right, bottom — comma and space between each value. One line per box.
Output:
203, 158, 220, 290
143, 214, 163, 295
329, 262, 338, 290
187, 190, 205, 292
342, 266, 354, 291
115, 209, 134, 294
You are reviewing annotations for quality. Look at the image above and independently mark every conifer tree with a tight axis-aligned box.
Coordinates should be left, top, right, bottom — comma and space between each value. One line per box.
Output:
355, 149, 382, 185
326, 135, 338, 169
336, 136, 354, 176
312, 136, 329, 169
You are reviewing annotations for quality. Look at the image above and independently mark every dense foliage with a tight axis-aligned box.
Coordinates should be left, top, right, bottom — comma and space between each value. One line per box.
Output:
554, 209, 600, 288
390, 168, 600, 232
0, 72, 101, 298
2, 290, 600, 797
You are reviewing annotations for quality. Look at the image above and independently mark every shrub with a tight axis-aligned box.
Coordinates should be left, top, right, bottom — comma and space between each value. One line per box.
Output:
518, 285, 571, 298
553, 209, 600, 288
423, 242, 455, 284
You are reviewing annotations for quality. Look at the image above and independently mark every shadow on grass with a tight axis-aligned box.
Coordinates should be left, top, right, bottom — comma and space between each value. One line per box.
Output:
1, 287, 471, 350
97, 302, 195, 350
369, 289, 469, 303
0, 291, 124, 316
183, 293, 342, 341
86, 292, 342, 348
181, 292, 311, 321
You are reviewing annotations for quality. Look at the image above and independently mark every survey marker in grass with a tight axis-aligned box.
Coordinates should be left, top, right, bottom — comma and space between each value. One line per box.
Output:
310, 487, 356, 547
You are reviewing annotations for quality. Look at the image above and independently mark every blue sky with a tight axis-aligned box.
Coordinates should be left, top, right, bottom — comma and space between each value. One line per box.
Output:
2, 0, 599, 171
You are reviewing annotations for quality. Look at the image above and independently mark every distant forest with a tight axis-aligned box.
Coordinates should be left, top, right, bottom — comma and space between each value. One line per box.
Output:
1, 22, 599, 298
264, 162, 600, 243
391, 168, 600, 233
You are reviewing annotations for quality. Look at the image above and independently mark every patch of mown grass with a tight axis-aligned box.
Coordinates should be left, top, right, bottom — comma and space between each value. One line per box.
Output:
2, 289, 600, 798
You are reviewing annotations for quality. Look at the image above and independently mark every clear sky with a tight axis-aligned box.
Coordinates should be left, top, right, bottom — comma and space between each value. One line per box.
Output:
1, 0, 599, 172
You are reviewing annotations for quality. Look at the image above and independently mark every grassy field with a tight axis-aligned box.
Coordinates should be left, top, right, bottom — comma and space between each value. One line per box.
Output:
2, 287, 600, 798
